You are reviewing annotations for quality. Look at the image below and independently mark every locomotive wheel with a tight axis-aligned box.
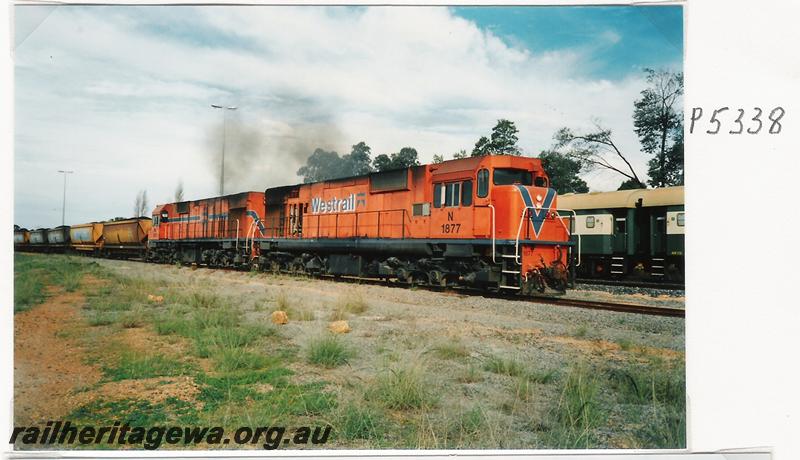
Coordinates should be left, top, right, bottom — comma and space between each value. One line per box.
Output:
428, 270, 446, 287
270, 260, 281, 274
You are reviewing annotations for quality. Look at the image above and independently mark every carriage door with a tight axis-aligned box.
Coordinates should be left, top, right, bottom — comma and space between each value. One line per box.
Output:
612, 216, 627, 253
651, 213, 667, 256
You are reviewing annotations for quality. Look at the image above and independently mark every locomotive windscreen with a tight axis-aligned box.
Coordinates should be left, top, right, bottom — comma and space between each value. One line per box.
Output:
493, 168, 533, 186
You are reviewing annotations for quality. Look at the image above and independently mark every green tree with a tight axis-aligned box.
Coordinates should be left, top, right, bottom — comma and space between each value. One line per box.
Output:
472, 119, 521, 156
297, 148, 345, 183
554, 125, 646, 189
490, 119, 521, 155
538, 150, 589, 194
432, 154, 444, 164
471, 136, 491, 157
373, 147, 420, 171
341, 141, 374, 176
633, 68, 684, 187
297, 142, 375, 182
617, 178, 647, 190
453, 149, 469, 159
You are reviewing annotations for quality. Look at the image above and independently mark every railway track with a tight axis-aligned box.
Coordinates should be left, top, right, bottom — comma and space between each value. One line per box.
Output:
112, 257, 687, 319
526, 296, 685, 318
576, 278, 685, 291
316, 273, 685, 318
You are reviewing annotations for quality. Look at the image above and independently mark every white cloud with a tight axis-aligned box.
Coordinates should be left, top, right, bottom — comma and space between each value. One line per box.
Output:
14, 5, 669, 228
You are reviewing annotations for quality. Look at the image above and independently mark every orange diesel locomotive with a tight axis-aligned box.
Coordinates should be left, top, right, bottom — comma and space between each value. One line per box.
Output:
148, 156, 575, 294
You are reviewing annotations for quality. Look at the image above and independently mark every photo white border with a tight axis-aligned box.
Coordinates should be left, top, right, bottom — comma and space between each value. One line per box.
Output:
4, 0, 799, 458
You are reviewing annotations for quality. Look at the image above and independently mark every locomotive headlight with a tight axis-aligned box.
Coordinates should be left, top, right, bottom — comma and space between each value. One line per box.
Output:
536, 194, 542, 202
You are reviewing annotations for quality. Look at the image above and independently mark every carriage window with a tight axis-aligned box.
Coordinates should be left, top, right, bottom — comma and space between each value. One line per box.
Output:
433, 183, 443, 208
615, 218, 626, 234
677, 212, 685, 227
461, 180, 473, 206
477, 169, 489, 198
586, 216, 595, 228
493, 168, 533, 186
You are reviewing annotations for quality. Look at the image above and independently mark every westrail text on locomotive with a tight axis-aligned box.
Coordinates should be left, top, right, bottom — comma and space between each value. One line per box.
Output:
310, 193, 366, 214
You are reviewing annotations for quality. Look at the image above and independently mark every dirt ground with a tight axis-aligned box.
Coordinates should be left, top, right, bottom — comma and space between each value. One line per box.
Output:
14, 287, 102, 425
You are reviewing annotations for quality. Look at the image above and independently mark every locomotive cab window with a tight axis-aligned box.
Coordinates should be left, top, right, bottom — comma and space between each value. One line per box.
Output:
461, 180, 473, 206
477, 169, 489, 198
493, 168, 533, 186
433, 182, 462, 208
445, 182, 460, 207
534, 176, 548, 187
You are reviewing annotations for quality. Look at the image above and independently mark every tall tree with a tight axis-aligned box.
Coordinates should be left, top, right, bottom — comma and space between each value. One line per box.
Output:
453, 149, 469, 159
472, 119, 521, 156
297, 148, 345, 183
297, 142, 375, 183
174, 180, 184, 202
134, 190, 148, 217
432, 154, 444, 164
341, 141, 374, 177
633, 68, 684, 187
554, 125, 645, 188
538, 150, 589, 194
490, 119, 521, 155
373, 147, 420, 171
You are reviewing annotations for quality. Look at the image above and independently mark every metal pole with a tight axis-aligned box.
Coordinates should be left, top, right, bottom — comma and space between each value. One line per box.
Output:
58, 170, 73, 226
211, 105, 237, 196
220, 113, 226, 195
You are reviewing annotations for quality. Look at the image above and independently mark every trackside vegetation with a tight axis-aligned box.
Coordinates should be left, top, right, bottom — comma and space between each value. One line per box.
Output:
14, 253, 685, 449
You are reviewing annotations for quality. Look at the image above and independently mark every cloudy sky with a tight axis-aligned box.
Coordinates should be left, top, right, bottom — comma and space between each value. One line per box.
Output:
14, 4, 683, 228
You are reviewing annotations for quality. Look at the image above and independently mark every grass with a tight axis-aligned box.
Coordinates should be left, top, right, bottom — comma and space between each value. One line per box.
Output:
483, 355, 527, 377
543, 363, 603, 449
431, 340, 470, 360
368, 365, 436, 410
274, 290, 316, 321
14, 254, 687, 449
14, 275, 46, 312
615, 338, 635, 351
307, 334, 354, 368
605, 361, 686, 448
456, 365, 485, 384
329, 289, 369, 320
13, 253, 104, 312
573, 325, 589, 338
103, 350, 195, 381
334, 404, 387, 441
275, 290, 291, 311
445, 406, 491, 447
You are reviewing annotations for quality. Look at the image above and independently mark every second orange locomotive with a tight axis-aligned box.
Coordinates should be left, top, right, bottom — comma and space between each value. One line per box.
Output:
148, 155, 575, 294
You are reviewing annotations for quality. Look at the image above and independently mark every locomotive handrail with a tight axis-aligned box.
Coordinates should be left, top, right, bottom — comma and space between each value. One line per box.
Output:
487, 204, 497, 264
266, 208, 412, 240
514, 206, 581, 268
235, 219, 240, 250
556, 209, 581, 268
